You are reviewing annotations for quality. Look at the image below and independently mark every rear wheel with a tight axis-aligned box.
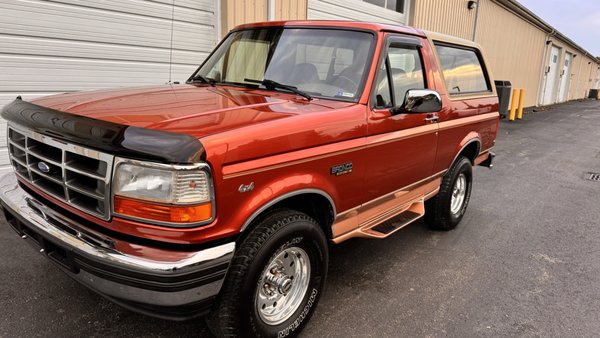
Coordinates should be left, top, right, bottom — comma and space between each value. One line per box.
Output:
425, 156, 473, 230
208, 209, 328, 338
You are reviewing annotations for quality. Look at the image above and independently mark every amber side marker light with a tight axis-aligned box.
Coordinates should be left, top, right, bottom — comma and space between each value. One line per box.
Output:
114, 196, 212, 224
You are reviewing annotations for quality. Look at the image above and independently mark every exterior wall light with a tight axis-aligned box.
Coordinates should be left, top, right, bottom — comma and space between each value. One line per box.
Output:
468, 1, 478, 10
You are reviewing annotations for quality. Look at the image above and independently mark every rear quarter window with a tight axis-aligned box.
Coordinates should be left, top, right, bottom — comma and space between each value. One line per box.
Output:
434, 43, 490, 95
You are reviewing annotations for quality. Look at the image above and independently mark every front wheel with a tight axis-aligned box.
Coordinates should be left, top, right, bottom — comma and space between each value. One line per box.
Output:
425, 156, 473, 230
208, 209, 328, 338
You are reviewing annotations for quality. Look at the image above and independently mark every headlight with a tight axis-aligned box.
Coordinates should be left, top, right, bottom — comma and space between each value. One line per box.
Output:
112, 158, 214, 226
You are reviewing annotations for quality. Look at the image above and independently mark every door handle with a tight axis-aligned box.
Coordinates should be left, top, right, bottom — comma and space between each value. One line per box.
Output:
424, 116, 439, 123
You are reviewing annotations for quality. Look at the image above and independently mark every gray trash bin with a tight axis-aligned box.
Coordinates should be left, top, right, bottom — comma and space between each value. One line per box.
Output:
494, 80, 511, 118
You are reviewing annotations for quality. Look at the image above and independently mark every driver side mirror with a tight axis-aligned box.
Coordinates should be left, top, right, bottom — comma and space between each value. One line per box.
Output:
390, 89, 442, 115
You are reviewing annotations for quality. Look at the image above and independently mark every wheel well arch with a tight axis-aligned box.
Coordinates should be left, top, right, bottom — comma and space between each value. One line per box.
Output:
240, 189, 336, 239
451, 139, 481, 167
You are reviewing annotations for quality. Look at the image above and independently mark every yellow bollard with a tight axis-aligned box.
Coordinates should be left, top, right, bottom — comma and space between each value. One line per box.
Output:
508, 89, 517, 121
517, 88, 525, 120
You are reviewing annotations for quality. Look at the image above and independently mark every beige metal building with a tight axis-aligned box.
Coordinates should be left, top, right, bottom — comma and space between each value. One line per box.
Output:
222, 0, 600, 108
410, 0, 600, 107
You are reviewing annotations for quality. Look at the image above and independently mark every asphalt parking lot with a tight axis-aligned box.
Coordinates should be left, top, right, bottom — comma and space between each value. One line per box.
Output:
1, 99, 599, 337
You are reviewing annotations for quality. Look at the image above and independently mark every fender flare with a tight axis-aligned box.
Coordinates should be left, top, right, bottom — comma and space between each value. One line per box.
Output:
239, 188, 337, 233
448, 135, 481, 171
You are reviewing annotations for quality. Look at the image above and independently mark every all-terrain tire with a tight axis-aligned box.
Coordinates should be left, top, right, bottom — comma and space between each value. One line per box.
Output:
425, 156, 473, 230
207, 209, 328, 338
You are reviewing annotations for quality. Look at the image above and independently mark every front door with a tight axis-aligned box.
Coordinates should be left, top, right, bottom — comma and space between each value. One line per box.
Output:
542, 46, 560, 105
363, 36, 438, 220
558, 52, 572, 102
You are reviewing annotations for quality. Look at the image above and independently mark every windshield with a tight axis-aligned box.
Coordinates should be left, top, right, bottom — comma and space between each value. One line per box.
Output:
192, 28, 375, 102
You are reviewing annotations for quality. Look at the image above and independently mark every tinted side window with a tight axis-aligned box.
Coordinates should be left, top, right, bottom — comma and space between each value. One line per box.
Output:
374, 45, 426, 108
388, 46, 426, 104
435, 44, 489, 94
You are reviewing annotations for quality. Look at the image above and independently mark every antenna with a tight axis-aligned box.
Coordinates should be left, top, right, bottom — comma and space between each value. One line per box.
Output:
168, 0, 175, 83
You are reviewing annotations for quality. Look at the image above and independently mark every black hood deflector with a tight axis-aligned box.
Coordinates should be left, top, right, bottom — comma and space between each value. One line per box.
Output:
1, 99, 205, 163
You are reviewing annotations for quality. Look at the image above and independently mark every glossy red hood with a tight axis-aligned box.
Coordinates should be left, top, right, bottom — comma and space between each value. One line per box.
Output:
31, 84, 353, 139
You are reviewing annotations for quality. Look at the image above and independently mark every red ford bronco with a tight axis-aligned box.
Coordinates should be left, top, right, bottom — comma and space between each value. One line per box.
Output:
0, 21, 498, 337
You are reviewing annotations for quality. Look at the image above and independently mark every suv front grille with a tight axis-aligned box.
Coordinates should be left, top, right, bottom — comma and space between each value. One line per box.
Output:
7, 124, 114, 220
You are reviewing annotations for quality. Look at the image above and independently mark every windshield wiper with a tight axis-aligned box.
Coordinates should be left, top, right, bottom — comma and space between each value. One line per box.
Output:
244, 78, 312, 101
190, 75, 217, 86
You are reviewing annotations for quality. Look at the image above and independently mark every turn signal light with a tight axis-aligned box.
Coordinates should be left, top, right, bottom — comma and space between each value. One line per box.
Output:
114, 196, 212, 224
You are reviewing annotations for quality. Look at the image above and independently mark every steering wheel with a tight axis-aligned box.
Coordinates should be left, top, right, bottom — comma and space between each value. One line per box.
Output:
332, 75, 358, 90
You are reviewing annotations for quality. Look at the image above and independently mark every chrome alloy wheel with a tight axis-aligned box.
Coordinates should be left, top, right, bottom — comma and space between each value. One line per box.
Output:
256, 246, 311, 325
450, 173, 467, 215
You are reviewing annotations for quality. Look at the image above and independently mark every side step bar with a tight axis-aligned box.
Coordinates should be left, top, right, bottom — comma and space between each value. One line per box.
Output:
361, 199, 425, 239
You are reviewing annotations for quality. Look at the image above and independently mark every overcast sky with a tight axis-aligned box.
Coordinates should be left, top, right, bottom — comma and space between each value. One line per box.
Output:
517, 0, 600, 57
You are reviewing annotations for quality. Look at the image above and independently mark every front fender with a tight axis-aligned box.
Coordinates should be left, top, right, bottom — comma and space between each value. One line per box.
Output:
215, 169, 341, 236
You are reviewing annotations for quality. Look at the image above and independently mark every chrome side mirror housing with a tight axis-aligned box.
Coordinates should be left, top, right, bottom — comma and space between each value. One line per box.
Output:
391, 89, 442, 115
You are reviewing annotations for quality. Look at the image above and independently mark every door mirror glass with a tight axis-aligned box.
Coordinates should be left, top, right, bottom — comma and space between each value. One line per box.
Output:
391, 89, 442, 115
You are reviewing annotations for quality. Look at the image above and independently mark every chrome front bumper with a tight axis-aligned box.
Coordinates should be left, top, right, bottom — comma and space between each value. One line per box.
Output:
0, 173, 235, 320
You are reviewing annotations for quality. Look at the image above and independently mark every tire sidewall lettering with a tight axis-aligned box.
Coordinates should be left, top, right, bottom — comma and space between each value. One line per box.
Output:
277, 288, 318, 338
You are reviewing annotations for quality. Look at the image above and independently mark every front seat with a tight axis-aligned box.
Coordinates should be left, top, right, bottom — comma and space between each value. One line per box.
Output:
288, 63, 319, 86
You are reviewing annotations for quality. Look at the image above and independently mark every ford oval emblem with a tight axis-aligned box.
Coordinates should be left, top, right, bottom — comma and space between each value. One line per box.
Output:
38, 161, 51, 173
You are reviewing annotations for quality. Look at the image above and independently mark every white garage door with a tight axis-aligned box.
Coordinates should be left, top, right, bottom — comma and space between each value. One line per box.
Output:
0, 0, 218, 173
308, 0, 408, 24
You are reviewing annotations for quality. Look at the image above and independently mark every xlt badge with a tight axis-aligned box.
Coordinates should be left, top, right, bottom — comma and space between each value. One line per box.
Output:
330, 162, 353, 176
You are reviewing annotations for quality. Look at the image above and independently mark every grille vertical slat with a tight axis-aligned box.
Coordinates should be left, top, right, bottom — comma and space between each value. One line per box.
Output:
62, 149, 70, 201
7, 124, 114, 220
